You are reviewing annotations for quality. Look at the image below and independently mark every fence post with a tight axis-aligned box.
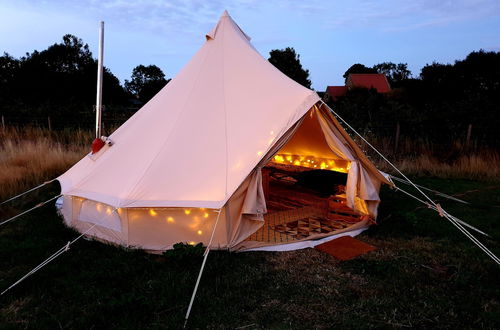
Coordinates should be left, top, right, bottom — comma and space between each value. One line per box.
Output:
47, 116, 52, 131
1, 115, 4, 131
394, 122, 400, 153
466, 124, 472, 147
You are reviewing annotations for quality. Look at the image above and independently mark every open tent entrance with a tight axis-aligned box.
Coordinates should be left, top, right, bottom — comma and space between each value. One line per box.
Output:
242, 105, 373, 248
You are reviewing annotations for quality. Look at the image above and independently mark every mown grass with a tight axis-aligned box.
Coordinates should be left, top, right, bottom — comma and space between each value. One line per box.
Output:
0, 180, 499, 329
0, 126, 499, 328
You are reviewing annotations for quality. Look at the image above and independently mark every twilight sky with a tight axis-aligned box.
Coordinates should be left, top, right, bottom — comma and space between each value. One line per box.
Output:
1, 0, 499, 90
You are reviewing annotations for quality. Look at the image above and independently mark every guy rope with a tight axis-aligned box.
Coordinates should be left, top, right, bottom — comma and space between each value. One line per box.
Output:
321, 100, 499, 265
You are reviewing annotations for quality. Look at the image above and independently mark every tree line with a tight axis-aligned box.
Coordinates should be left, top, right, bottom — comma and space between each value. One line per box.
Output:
329, 51, 500, 149
1, 35, 499, 148
263, 47, 500, 148
0, 35, 168, 128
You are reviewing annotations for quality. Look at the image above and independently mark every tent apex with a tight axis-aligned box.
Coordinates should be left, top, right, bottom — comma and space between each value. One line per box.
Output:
221, 10, 230, 17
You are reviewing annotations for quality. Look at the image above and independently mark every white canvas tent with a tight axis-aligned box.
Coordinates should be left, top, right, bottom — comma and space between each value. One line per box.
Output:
57, 11, 390, 252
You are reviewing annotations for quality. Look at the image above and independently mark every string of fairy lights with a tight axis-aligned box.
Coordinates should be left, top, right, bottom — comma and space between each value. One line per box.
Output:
271, 153, 350, 173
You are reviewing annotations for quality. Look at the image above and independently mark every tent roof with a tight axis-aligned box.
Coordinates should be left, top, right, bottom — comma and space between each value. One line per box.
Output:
58, 11, 319, 209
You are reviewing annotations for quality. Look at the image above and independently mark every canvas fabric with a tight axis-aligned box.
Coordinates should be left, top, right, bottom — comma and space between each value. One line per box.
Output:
56, 11, 388, 252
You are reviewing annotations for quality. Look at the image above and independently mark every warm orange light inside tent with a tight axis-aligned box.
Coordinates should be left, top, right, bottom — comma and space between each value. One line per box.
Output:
197, 230, 203, 235
271, 153, 350, 173
203, 212, 209, 218
106, 207, 112, 215
149, 209, 157, 216
96, 203, 102, 212
188, 241, 196, 246
167, 216, 175, 223
184, 209, 191, 215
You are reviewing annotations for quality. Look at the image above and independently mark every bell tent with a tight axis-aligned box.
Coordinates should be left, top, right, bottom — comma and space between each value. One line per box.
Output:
57, 11, 390, 252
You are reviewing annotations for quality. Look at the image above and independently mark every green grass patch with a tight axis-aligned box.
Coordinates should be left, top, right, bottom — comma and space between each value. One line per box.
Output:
0, 179, 499, 329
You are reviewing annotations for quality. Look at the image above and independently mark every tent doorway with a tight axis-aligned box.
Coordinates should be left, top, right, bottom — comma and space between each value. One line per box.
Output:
242, 107, 371, 248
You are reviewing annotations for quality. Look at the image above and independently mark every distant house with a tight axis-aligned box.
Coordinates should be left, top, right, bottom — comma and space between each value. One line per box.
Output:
324, 73, 391, 102
325, 86, 348, 102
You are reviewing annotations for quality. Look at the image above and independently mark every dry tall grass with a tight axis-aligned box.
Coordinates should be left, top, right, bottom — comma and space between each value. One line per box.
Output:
357, 136, 500, 180
0, 126, 91, 200
0, 126, 499, 202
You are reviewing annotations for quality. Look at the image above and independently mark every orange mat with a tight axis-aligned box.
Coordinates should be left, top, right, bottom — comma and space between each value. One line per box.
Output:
315, 236, 376, 261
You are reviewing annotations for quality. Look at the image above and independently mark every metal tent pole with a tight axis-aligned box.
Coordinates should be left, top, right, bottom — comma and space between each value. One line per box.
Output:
95, 21, 105, 139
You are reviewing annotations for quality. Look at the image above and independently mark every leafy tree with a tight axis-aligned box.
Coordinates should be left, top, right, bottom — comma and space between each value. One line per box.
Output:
268, 47, 312, 88
125, 65, 170, 103
0, 34, 128, 127
419, 50, 500, 145
0, 53, 20, 104
343, 63, 377, 82
373, 62, 411, 87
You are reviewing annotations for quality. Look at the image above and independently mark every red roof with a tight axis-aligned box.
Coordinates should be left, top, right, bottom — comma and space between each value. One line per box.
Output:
325, 86, 348, 101
347, 74, 391, 93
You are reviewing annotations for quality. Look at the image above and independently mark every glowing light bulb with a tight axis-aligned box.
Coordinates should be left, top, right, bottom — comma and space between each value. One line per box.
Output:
167, 216, 175, 223
257, 151, 263, 156
184, 209, 191, 215
188, 241, 196, 246
203, 212, 209, 218
96, 203, 102, 212
106, 207, 112, 215
197, 230, 203, 235
149, 209, 157, 216
294, 160, 301, 165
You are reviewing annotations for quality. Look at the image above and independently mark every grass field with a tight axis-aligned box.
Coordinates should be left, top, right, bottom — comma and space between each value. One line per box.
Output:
0, 180, 499, 329
0, 127, 499, 329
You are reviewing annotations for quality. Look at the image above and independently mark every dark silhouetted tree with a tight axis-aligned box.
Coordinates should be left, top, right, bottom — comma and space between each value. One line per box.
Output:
373, 62, 411, 87
0, 34, 128, 127
268, 47, 312, 88
0, 53, 20, 104
343, 63, 377, 82
125, 65, 170, 103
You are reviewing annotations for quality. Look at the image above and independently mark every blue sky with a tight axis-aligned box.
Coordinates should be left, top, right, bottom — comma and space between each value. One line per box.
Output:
1, 0, 499, 89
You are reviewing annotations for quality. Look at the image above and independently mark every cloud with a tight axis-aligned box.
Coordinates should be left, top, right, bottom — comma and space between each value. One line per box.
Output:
6, 0, 500, 39
304, 0, 500, 31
